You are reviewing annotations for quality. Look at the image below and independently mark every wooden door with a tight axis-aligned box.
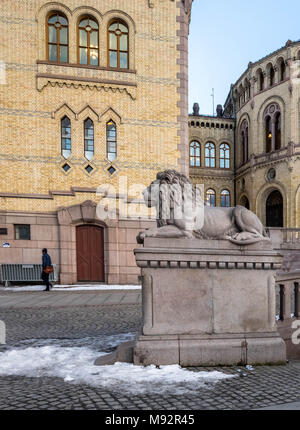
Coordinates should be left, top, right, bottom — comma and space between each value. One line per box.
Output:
76, 225, 105, 282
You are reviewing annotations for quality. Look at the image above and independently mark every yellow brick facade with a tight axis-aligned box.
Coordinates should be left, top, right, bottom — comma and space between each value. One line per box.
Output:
188, 115, 235, 207
0, 0, 193, 284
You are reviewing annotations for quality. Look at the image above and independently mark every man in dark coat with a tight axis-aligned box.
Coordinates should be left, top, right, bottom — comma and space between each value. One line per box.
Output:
41, 248, 52, 291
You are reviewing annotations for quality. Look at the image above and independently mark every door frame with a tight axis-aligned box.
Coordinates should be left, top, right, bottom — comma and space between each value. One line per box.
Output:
76, 224, 106, 282
265, 189, 284, 228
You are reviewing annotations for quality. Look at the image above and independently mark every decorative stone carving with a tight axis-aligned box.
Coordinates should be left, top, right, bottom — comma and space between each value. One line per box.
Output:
81, 200, 97, 223
192, 102, 199, 116
266, 168, 276, 182
57, 200, 98, 225
216, 104, 223, 117
137, 170, 270, 245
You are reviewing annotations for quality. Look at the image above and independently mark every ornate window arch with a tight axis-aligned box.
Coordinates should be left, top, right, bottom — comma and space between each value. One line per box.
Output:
264, 103, 281, 153
84, 118, 94, 160
244, 78, 251, 101
78, 16, 99, 66
47, 12, 69, 63
220, 190, 230, 208
61, 116, 71, 158
278, 58, 286, 82
107, 120, 117, 161
220, 143, 230, 169
205, 142, 216, 168
257, 69, 264, 92
268, 63, 275, 87
190, 141, 201, 167
240, 119, 249, 164
206, 189, 216, 207
239, 84, 245, 106
108, 19, 129, 69
275, 112, 281, 151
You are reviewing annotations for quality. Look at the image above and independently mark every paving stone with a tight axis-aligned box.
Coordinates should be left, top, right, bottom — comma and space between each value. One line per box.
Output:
0, 292, 300, 410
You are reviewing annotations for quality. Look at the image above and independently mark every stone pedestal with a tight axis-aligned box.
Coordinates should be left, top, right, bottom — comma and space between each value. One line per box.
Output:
132, 238, 286, 366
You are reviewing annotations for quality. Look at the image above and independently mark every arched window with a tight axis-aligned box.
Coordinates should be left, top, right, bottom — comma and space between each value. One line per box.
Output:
266, 190, 283, 227
108, 20, 129, 69
269, 66, 275, 86
205, 142, 216, 168
240, 120, 249, 164
275, 113, 281, 151
279, 59, 286, 82
206, 189, 216, 207
258, 69, 264, 91
61, 116, 71, 158
265, 116, 272, 153
264, 103, 281, 153
220, 190, 230, 208
78, 16, 99, 66
107, 120, 117, 161
190, 141, 201, 167
244, 79, 251, 101
47, 12, 68, 63
84, 118, 94, 160
220, 143, 230, 169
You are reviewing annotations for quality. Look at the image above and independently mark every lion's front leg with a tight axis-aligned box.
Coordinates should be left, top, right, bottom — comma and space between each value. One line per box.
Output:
137, 225, 185, 244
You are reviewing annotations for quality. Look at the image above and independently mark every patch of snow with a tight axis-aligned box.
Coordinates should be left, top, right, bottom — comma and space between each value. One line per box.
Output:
245, 365, 254, 371
0, 284, 141, 292
0, 337, 236, 395
276, 314, 295, 321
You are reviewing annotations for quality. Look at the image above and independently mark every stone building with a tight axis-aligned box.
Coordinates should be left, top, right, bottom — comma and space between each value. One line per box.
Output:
189, 40, 300, 228
188, 105, 235, 207
0, 0, 193, 285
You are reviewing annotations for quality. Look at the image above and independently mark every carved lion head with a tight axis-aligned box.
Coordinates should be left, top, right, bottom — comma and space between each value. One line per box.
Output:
142, 170, 201, 228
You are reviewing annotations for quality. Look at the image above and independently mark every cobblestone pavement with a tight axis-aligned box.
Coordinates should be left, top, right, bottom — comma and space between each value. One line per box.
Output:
0, 291, 300, 410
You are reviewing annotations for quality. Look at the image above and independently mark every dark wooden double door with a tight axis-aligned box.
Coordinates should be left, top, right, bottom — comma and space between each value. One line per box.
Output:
76, 225, 105, 282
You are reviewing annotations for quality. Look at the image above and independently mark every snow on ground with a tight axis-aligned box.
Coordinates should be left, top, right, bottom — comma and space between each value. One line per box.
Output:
0, 334, 237, 395
0, 284, 141, 292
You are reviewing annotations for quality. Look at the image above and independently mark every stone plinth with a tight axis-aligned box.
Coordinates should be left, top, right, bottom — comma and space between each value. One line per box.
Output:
132, 238, 286, 366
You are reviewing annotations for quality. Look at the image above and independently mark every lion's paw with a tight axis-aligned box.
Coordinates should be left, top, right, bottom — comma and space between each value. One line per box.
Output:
136, 231, 146, 244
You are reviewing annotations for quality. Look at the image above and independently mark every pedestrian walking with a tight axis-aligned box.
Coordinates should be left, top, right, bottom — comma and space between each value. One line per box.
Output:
41, 248, 53, 291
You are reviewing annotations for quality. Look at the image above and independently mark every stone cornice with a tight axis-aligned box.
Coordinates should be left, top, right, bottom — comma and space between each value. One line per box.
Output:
135, 238, 282, 270
235, 145, 300, 178
135, 247, 282, 270
36, 62, 137, 99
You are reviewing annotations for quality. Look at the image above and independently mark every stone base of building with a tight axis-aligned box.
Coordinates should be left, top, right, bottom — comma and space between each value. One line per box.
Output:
95, 238, 287, 367
0, 202, 155, 286
133, 333, 286, 366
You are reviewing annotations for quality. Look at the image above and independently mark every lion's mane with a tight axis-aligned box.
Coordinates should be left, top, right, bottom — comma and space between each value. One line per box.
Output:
154, 170, 202, 230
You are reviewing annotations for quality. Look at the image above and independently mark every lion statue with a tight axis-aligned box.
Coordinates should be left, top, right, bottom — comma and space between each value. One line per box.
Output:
137, 170, 269, 246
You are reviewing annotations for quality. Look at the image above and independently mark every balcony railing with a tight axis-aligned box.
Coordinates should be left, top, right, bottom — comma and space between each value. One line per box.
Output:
282, 229, 300, 245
